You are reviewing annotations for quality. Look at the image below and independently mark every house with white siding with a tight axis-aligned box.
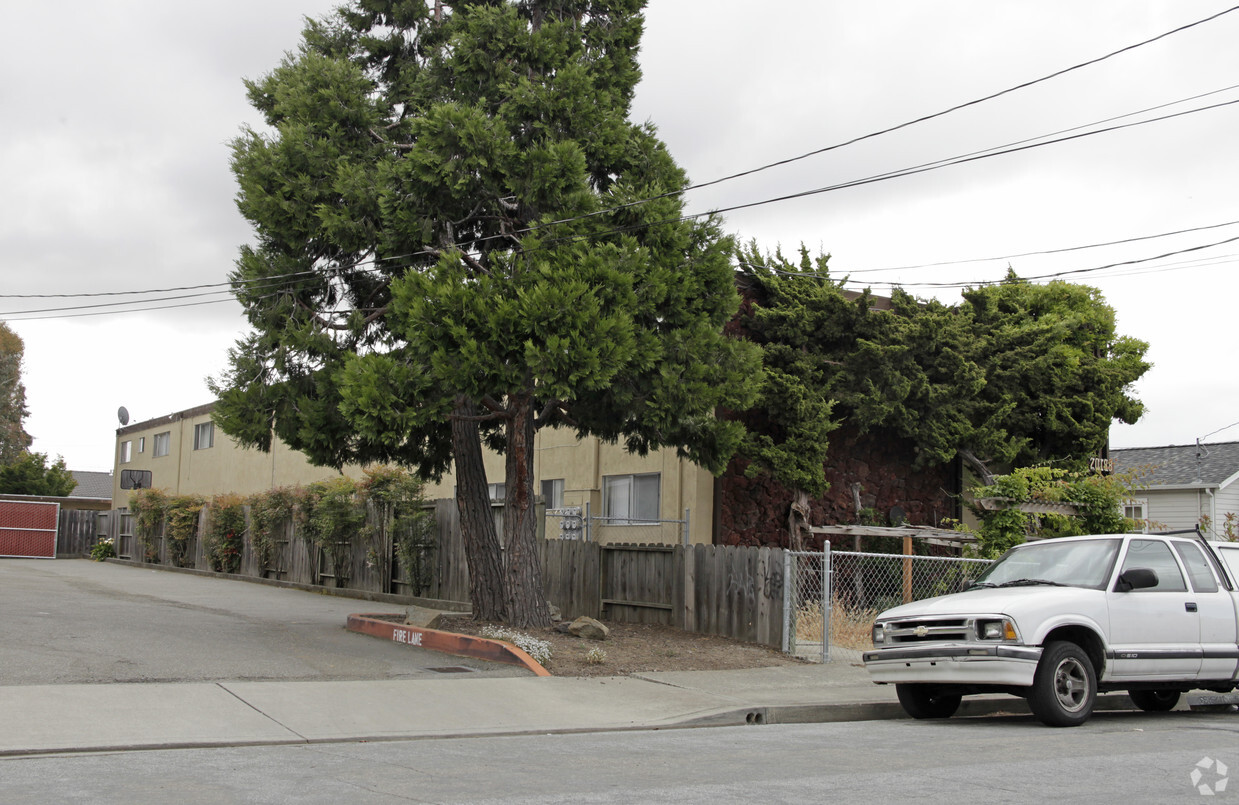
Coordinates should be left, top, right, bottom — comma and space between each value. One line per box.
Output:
1112, 441, 1239, 537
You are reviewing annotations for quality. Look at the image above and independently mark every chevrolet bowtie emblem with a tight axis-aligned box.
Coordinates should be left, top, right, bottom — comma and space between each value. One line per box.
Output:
914, 625, 930, 637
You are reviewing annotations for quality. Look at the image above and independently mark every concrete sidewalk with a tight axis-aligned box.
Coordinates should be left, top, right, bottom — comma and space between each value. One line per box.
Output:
0, 656, 1155, 757
0, 662, 882, 756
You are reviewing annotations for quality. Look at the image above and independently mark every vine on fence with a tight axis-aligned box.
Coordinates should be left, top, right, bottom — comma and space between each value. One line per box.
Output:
963, 465, 1145, 558
129, 488, 169, 562
165, 495, 206, 568
248, 487, 299, 576
360, 466, 436, 596
205, 493, 246, 574
301, 477, 367, 588
126, 467, 436, 592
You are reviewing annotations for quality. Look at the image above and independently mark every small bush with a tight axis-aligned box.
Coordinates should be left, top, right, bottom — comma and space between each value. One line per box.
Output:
90, 537, 115, 562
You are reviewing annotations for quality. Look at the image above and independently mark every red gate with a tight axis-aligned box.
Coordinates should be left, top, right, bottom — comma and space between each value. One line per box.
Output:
0, 500, 60, 558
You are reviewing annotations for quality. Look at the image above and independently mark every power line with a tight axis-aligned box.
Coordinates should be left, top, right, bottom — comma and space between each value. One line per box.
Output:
844, 219, 1239, 275
849, 232, 1239, 291
7, 39, 1239, 318
529, 3, 1239, 232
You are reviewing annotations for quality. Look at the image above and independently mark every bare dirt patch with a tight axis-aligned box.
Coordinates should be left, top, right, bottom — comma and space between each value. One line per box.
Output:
434, 616, 802, 677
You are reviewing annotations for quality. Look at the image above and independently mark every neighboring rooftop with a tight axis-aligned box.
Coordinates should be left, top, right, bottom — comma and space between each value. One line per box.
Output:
1112, 441, 1239, 489
70, 470, 113, 500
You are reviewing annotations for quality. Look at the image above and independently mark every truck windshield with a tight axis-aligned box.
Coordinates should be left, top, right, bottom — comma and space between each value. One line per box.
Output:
971, 538, 1121, 591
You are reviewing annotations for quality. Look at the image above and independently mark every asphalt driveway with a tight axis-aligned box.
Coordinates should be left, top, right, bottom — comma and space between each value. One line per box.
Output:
0, 559, 518, 685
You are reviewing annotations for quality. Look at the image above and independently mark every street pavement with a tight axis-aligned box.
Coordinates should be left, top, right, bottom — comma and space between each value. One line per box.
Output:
0, 558, 1220, 757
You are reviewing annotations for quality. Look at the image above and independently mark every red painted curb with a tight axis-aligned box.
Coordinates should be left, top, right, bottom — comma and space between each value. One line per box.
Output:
346, 614, 552, 677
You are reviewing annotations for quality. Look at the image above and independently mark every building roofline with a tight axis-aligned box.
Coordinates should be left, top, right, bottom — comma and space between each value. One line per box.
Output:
117, 402, 216, 436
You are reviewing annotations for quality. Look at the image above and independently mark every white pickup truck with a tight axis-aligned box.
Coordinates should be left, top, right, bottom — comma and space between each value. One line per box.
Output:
863, 533, 1239, 726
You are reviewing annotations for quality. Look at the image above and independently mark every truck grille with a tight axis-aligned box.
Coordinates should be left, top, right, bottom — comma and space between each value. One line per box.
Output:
884, 617, 970, 643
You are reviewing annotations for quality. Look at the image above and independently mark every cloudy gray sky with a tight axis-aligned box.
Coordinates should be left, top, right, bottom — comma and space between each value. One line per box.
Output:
3, 1, 1238, 472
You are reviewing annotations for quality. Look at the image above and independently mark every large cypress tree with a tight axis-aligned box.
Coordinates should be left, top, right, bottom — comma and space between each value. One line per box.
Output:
213, 0, 759, 626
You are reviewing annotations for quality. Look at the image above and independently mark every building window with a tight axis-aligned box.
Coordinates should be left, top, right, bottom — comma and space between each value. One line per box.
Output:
1123, 499, 1148, 533
138, 437, 145, 453
541, 479, 564, 509
120, 441, 132, 464
602, 473, 660, 524
488, 483, 506, 501
153, 431, 171, 458
194, 422, 215, 450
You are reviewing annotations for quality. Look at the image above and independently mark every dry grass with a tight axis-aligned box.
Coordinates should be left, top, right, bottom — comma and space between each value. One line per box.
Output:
793, 598, 882, 651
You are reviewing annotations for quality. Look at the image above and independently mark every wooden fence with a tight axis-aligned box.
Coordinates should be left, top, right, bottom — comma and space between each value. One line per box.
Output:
55, 509, 108, 557
77, 502, 789, 648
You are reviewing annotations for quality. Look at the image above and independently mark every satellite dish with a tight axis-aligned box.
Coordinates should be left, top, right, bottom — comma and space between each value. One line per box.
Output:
118, 406, 130, 426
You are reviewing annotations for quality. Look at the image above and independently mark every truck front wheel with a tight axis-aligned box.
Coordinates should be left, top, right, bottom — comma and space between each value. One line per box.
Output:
1029, 641, 1096, 727
896, 684, 962, 719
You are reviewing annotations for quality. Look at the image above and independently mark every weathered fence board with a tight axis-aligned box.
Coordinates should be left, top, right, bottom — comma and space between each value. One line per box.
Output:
95, 500, 792, 648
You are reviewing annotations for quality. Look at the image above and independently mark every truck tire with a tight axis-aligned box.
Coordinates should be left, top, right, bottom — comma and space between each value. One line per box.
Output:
1029, 641, 1096, 727
896, 684, 962, 719
1128, 690, 1181, 712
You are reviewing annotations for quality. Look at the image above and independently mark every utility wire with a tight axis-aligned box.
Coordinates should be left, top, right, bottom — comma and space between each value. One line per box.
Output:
7, 75, 1235, 307
527, 3, 1239, 232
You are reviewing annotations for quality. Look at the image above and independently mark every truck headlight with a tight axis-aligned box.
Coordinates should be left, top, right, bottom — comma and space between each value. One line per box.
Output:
977, 618, 1017, 641
872, 623, 886, 645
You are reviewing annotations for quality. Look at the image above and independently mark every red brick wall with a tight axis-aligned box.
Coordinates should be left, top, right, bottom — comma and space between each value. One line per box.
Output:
717, 427, 958, 547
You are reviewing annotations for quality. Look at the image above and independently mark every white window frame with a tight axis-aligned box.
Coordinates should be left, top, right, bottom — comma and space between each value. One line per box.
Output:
193, 422, 215, 451
120, 441, 132, 464
1123, 498, 1149, 533
541, 479, 564, 509
153, 431, 171, 458
602, 473, 660, 525
138, 436, 145, 453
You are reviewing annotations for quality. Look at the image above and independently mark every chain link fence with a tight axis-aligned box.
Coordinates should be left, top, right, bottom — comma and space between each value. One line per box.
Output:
785, 547, 992, 663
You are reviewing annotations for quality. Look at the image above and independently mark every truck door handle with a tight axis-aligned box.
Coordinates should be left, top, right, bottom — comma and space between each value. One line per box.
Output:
1185, 602, 1198, 612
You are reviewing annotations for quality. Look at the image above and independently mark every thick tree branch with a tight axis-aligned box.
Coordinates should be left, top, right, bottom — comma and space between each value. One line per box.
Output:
959, 448, 996, 487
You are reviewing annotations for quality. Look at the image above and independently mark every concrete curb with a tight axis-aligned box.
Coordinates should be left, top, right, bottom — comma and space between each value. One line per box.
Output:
346, 613, 551, 677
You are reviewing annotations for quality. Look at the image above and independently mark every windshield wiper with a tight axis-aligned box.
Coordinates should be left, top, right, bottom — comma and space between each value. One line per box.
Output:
965, 581, 997, 590
995, 578, 1066, 588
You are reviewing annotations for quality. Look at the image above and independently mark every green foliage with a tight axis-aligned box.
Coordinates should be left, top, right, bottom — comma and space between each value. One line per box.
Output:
165, 495, 206, 568
0, 451, 76, 497
0, 323, 31, 464
248, 486, 300, 576
966, 466, 1142, 557
213, 0, 760, 624
129, 488, 169, 562
301, 477, 367, 587
204, 493, 247, 574
737, 255, 1150, 507
90, 536, 116, 562
360, 466, 436, 596
735, 245, 841, 498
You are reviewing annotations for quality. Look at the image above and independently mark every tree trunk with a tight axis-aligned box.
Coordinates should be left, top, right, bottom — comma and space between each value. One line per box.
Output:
787, 488, 811, 552
959, 448, 996, 487
503, 392, 549, 628
450, 396, 507, 622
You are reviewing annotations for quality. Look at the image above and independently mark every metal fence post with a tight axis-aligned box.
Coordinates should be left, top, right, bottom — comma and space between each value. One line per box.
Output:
822, 542, 831, 663
683, 508, 690, 546
782, 549, 792, 654
584, 500, 591, 542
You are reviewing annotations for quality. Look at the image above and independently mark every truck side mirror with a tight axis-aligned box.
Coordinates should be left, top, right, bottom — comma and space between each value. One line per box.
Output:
1115, 567, 1159, 592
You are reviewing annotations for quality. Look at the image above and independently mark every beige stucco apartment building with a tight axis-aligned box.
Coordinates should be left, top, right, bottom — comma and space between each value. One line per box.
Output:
113, 402, 715, 544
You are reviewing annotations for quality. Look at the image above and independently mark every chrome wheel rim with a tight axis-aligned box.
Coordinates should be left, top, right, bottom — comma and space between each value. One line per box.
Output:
1053, 656, 1089, 713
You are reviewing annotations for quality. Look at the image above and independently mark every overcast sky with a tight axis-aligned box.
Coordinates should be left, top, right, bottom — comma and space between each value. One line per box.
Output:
3, 1, 1238, 472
